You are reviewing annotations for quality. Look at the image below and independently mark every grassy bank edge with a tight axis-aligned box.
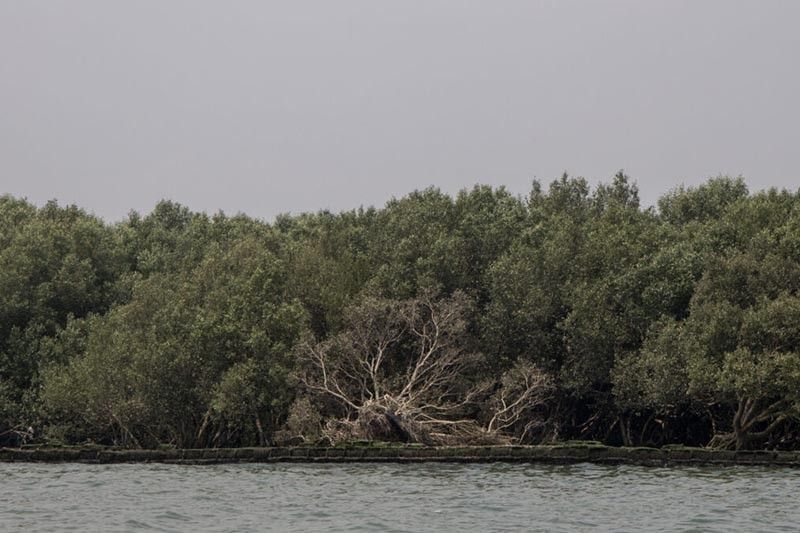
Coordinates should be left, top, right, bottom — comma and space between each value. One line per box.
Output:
2, 444, 799, 467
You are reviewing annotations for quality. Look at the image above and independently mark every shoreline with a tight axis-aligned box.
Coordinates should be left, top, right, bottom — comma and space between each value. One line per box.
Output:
2, 444, 800, 467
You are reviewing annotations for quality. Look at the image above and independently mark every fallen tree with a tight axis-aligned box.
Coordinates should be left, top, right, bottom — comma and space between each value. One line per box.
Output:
297, 291, 553, 445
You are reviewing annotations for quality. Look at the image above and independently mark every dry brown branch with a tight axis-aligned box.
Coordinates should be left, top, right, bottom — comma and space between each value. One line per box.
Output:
707, 395, 792, 450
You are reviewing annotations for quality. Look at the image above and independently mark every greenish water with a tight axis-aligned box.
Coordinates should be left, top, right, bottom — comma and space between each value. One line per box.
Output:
2, 462, 798, 532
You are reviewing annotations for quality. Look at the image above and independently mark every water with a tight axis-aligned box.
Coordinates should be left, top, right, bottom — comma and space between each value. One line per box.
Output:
1, 462, 798, 532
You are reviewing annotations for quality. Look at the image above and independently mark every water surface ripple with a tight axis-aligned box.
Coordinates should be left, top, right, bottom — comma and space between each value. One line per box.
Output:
2, 462, 798, 532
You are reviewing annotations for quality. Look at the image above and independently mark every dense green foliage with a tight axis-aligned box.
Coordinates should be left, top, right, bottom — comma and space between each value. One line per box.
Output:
2, 175, 799, 450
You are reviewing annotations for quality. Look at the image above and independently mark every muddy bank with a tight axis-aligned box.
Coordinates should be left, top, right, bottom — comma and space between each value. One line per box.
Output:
2, 444, 800, 467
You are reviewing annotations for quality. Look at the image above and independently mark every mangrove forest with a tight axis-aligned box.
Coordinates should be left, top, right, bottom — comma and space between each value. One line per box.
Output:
2, 173, 800, 451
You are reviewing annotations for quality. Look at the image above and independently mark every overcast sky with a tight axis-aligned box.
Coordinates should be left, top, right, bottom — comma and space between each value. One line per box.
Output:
1, 1, 798, 222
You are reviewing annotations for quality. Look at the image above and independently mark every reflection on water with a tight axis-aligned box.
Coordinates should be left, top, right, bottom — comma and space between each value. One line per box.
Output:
2, 462, 798, 532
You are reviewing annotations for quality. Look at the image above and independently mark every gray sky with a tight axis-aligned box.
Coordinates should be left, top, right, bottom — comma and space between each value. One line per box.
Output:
1, 1, 798, 222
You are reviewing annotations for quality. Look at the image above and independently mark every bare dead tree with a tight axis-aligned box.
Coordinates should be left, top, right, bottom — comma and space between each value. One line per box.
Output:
297, 291, 553, 445
485, 360, 554, 443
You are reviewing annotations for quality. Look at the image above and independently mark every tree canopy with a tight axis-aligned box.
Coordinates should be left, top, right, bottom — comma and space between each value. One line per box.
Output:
2, 175, 799, 450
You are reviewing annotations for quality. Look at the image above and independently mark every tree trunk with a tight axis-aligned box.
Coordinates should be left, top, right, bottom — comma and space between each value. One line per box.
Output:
255, 415, 266, 446
708, 397, 788, 450
619, 416, 633, 447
